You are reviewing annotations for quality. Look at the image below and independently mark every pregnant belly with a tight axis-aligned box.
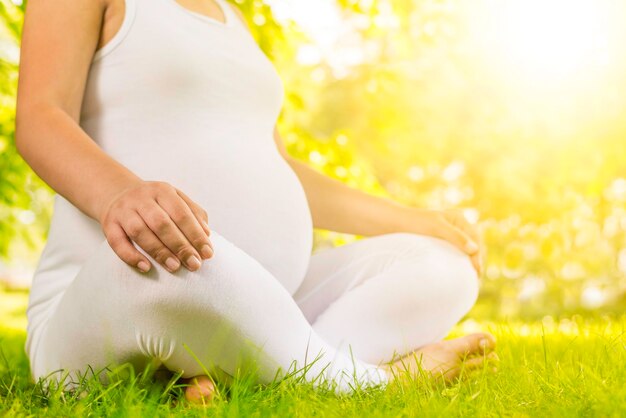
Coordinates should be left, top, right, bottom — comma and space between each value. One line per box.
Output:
117, 142, 314, 295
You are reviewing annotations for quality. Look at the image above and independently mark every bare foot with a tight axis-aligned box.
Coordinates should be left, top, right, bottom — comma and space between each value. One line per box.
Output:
385, 332, 498, 383
181, 375, 217, 405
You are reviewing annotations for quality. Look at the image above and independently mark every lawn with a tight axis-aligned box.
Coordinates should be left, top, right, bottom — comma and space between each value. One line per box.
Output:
1, 288, 625, 417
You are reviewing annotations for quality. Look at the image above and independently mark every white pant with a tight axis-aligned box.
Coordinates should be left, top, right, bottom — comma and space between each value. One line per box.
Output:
31, 231, 479, 393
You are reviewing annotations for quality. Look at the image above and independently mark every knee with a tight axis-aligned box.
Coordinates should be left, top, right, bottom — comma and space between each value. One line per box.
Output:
125, 230, 266, 322
394, 232, 480, 313
102, 239, 220, 324
128, 257, 221, 320
437, 246, 479, 315
124, 261, 229, 358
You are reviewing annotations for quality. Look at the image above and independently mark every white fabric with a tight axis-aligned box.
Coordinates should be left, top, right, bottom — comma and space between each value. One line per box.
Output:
25, 0, 480, 393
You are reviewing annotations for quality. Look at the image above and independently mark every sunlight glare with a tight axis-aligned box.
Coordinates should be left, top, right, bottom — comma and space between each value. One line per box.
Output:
468, 0, 618, 88
498, 0, 608, 81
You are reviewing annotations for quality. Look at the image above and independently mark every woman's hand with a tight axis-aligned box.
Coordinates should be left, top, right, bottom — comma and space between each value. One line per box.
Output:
403, 208, 483, 275
98, 180, 214, 273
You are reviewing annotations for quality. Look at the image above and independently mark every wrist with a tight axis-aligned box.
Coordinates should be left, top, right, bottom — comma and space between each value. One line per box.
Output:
93, 175, 144, 224
392, 205, 437, 236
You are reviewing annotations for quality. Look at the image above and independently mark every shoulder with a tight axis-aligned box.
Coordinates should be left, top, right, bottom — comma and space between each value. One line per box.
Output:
226, 1, 252, 33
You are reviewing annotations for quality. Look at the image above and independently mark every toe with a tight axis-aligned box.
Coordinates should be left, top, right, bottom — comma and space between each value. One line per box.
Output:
477, 333, 497, 352
462, 351, 499, 372
184, 375, 217, 404
449, 332, 497, 357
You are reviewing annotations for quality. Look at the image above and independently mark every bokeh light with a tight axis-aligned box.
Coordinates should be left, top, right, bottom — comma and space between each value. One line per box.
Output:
2, 0, 626, 320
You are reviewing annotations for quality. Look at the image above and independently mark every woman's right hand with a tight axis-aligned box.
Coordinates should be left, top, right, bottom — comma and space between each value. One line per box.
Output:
98, 180, 214, 273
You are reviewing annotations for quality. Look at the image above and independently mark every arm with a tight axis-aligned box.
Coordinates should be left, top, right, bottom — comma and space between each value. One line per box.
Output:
227, 4, 483, 274
15, 0, 132, 220
15, 0, 212, 273
272, 131, 409, 236
225, 5, 399, 237
273, 127, 483, 274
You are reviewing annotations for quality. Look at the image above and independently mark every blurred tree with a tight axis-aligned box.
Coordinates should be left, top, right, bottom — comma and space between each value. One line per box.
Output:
0, 0, 50, 262
1, 0, 625, 318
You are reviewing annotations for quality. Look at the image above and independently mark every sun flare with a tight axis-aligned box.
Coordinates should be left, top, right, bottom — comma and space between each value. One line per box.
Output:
467, 0, 623, 89
499, 0, 608, 80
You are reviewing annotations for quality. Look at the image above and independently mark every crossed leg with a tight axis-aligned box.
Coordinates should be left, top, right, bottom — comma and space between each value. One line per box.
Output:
294, 232, 483, 364
293, 232, 496, 384
32, 230, 494, 403
31, 230, 388, 397
185, 232, 495, 402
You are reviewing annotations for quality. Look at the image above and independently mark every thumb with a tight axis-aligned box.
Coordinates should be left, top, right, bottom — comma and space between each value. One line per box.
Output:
440, 223, 480, 255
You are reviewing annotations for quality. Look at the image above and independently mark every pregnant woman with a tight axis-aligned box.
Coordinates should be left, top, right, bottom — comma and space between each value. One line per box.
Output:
15, 0, 497, 404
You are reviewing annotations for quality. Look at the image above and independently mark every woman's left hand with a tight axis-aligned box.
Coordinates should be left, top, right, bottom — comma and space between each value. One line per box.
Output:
401, 207, 483, 275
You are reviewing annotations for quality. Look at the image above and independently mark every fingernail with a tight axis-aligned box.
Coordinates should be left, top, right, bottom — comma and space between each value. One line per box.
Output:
466, 241, 479, 253
479, 338, 490, 349
200, 244, 213, 259
137, 261, 150, 272
186, 255, 201, 270
165, 257, 180, 271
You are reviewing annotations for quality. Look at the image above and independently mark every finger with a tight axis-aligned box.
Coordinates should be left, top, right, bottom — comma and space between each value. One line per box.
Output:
452, 213, 481, 247
471, 253, 482, 276
462, 352, 499, 372
105, 222, 152, 273
156, 192, 213, 261
176, 189, 212, 238
138, 202, 204, 271
438, 220, 479, 256
441, 212, 483, 276
127, 210, 182, 273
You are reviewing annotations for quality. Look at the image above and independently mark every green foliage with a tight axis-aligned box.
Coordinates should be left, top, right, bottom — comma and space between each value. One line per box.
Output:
0, 0, 50, 261
1, 0, 626, 317
1, 298, 625, 416
255, 0, 626, 319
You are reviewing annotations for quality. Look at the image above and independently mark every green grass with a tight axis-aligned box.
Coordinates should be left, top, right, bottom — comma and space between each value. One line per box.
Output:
1, 289, 625, 417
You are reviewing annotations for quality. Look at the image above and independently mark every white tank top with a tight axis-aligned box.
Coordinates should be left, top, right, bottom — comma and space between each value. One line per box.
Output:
26, 0, 314, 359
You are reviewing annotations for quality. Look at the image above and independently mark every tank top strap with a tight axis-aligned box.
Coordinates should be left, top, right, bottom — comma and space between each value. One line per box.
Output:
214, 0, 253, 35
154, 0, 244, 30
213, 0, 237, 25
